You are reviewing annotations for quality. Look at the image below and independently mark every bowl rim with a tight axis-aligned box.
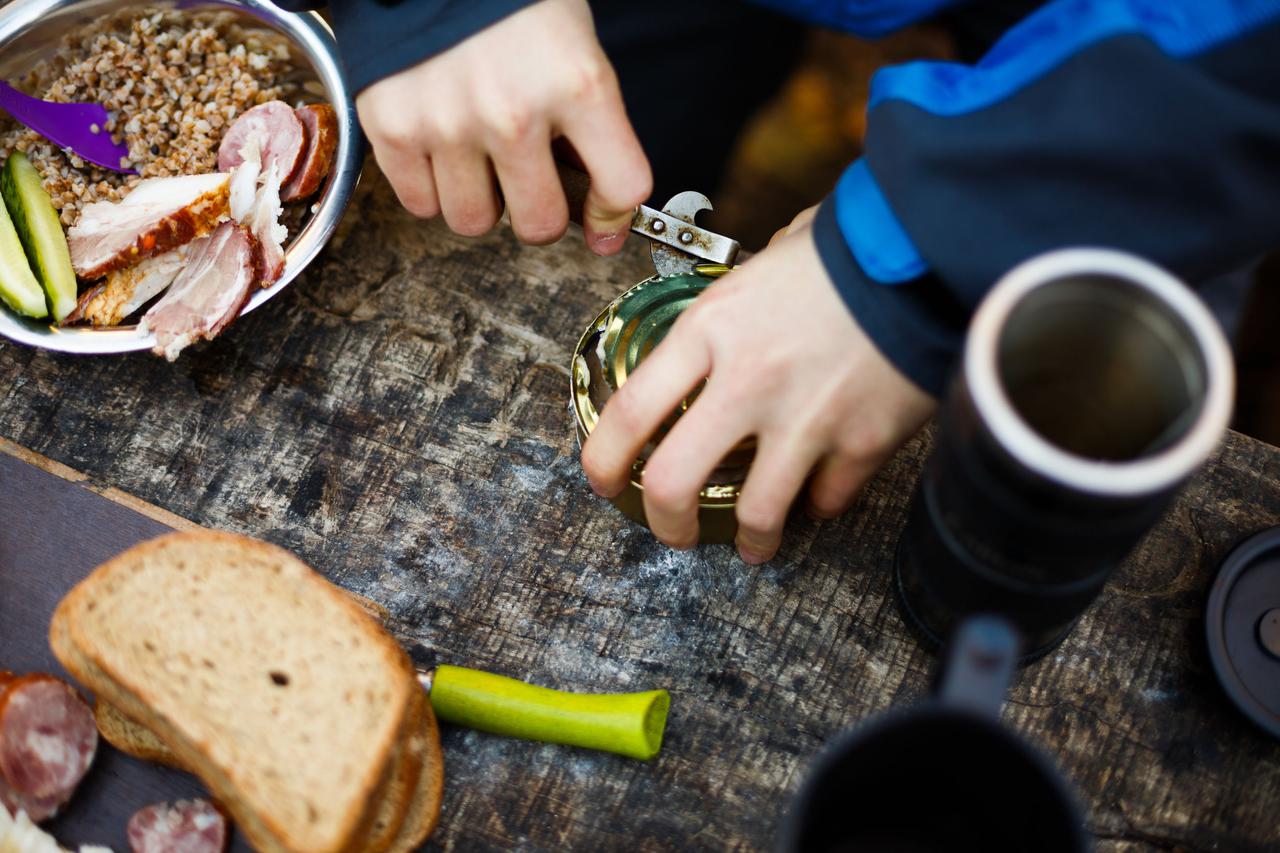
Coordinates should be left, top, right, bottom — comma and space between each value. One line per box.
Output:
0, 0, 364, 355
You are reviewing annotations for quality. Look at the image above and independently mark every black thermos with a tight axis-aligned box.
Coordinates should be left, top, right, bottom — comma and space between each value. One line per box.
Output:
896, 249, 1235, 660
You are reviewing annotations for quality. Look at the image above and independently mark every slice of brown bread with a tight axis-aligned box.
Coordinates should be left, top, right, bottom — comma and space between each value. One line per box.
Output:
96, 683, 444, 853
95, 695, 417, 853
91, 586, 414, 851
88, 596, 441, 851
49, 531, 416, 853
89, 584, 396, 773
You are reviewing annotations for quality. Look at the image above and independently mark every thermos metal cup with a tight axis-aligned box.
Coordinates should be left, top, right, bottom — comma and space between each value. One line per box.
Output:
896, 249, 1235, 660
779, 617, 1087, 853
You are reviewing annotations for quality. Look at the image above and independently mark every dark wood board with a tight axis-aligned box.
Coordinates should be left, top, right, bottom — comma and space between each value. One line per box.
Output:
0, 159, 1278, 852
0, 446, 251, 852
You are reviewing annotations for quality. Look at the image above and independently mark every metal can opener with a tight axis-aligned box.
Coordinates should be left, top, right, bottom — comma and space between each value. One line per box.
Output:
558, 163, 741, 276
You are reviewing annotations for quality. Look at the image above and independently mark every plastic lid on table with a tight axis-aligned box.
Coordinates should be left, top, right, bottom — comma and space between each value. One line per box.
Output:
1206, 526, 1280, 739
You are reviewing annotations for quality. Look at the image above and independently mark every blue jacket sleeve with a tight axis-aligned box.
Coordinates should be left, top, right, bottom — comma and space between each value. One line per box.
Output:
815, 0, 1280, 395
273, 0, 538, 93
746, 0, 968, 38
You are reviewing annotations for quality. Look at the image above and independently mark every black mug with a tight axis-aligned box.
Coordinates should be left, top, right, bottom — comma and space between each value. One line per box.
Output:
779, 617, 1087, 853
896, 249, 1234, 660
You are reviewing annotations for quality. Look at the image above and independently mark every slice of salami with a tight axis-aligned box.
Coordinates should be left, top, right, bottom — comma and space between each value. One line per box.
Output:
280, 103, 339, 202
0, 774, 62, 822
127, 800, 228, 853
0, 675, 97, 801
217, 101, 306, 185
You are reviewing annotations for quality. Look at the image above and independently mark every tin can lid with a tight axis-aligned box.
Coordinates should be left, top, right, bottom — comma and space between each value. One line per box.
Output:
572, 273, 750, 502
1205, 526, 1280, 739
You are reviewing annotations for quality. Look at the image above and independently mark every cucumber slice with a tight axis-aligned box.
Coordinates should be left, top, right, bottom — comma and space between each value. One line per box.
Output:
0, 187, 47, 319
1, 152, 77, 321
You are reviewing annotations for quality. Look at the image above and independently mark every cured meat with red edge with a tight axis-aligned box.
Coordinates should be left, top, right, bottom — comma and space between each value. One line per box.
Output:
217, 101, 305, 184
0, 674, 96, 822
128, 799, 228, 853
139, 221, 258, 360
0, 675, 97, 800
0, 775, 63, 823
67, 172, 231, 280
0, 673, 60, 821
280, 104, 338, 202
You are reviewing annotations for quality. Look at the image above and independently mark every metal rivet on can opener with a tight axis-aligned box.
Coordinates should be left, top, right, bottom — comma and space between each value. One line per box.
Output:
650, 220, 665, 234
678, 230, 694, 245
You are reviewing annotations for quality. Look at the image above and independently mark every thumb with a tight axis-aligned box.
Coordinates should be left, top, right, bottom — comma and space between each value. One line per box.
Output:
557, 95, 651, 256
583, 190, 639, 256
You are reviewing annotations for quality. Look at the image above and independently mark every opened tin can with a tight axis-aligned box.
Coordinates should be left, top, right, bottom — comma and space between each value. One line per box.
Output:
572, 273, 750, 543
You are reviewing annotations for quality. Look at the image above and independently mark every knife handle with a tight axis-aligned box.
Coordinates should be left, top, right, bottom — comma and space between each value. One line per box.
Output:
428, 664, 670, 760
556, 161, 593, 228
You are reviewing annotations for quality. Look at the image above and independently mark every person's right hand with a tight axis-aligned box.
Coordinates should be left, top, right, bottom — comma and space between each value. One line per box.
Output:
354, 0, 652, 256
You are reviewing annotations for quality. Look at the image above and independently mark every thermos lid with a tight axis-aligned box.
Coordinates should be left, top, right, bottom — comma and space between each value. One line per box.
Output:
1206, 526, 1280, 739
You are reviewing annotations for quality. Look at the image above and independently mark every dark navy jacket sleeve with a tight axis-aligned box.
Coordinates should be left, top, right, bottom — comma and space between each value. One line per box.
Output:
272, 0, 538, 93
813, 0, 1280, 396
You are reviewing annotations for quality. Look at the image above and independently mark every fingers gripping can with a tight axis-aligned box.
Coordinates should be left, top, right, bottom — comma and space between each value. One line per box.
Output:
572, 273, 751, 543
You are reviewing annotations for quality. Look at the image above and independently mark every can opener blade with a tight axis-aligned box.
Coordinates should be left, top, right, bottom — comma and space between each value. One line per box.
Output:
557, 163, 740, 276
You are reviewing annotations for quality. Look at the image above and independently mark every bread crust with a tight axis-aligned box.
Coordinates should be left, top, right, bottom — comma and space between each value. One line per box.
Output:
386, 687, 444, 853
93, 701, 188, 770
364, 689, 426, 853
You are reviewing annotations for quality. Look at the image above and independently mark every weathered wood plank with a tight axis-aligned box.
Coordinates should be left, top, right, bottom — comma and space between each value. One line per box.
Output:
0, 161, 1277, 851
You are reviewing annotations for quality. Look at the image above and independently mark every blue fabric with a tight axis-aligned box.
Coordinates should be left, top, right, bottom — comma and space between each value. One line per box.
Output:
814, 197, 960, 394
831, 0, 1280, 288
833, 160, 927, 283
747, 0, 966, 38
823, 14, 1280, 394
868, 0, 1280, 115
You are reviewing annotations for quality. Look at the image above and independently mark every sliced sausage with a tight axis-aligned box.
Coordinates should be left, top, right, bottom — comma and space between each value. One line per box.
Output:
127, 800, 228, 853
0, 775, 63, 822
217, 101, 306, 185
280, 103, 338, 202
0, 672, 88, 822
0, 673, 61, 822
0, 674, 97, 803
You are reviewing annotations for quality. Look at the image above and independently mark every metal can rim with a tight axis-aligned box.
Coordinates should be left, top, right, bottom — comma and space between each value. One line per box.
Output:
571, 274, 742, 508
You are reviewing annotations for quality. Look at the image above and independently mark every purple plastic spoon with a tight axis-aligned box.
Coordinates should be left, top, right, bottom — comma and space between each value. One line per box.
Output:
0, 80, 136, 174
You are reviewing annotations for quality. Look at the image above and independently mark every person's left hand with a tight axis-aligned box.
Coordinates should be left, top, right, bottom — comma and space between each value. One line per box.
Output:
580, 208, 937, 563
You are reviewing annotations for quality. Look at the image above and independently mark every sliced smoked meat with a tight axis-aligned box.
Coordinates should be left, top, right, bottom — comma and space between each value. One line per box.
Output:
216, 100, 305, 185
281, 104, 338, 202
139, 221, 258, 361
67, 173, 230, 280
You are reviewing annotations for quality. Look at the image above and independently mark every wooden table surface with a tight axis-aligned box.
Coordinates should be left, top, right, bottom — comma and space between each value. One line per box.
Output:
1, 162, 1278, 852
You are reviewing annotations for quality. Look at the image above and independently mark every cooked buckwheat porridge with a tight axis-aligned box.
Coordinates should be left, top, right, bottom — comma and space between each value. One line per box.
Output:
0, 8, 305, 226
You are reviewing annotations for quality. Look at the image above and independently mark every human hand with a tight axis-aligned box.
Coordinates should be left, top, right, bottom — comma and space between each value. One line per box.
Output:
580, 210, 937, 563
355, 0, 651, 255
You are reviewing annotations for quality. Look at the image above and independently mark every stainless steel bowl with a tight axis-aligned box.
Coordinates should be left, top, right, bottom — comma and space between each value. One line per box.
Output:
0, 0, 363, 354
